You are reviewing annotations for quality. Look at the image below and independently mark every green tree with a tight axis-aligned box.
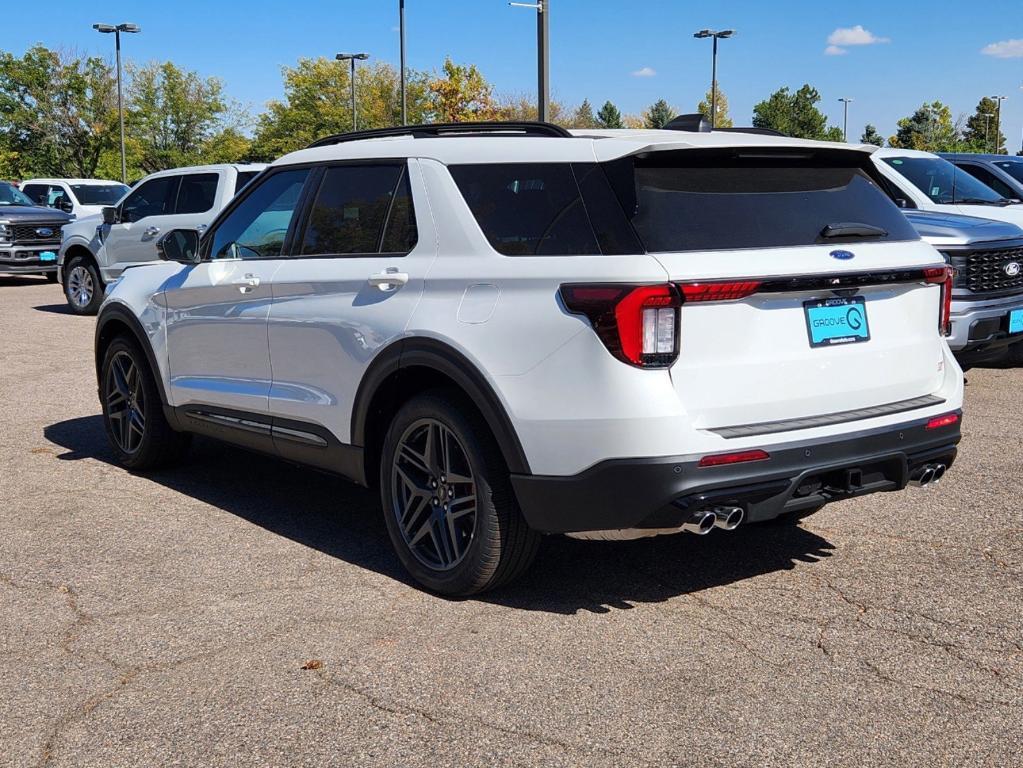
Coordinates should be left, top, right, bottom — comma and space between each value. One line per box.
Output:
860, 124, 885, 146
961, 97, 1006, 154
752, 84, 843, 141
644, 99, 675, 129
596, 100, 623, 129
889, 101, 960, 152
0, 45, 118, 178
569, 98, 597, 129
429, 58, 499, 123
696, 85, 733, 128
126, 61, 249, 174
250, 58, 431, 159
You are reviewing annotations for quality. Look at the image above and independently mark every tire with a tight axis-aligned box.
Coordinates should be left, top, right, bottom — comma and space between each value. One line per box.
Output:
45, 271, 58, 283
63, 255, 103, 315
379, 391, 540, 596
1004, 341, 1023, 367
100, 336, 190, 470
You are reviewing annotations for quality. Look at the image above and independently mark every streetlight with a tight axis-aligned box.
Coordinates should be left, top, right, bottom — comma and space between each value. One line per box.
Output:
398, 1, 407, 125
989, 95, 1007, 154
93, 22, 140, 184
509, 1, 549, 123
838, 97, 854, 142
336, 53, 370, 131
693, 29, 735, 129
982, 112, 994, 153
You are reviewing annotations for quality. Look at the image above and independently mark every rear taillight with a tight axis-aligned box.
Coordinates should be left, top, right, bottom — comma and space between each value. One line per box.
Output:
560, 283, 681, 367
678, 281, 762, 302
925, 412, 959, 430
925, 266, 954, 336
697, 449, 770, 468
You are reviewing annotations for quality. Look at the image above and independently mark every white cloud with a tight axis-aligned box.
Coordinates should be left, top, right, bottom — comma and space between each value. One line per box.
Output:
827, 25, 890, 46
981, 39, 1023, 58
824, 45, 848, 56
631, 66, 656, 78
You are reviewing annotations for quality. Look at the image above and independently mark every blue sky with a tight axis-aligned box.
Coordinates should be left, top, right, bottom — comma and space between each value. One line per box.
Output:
5, 0, 1023, 149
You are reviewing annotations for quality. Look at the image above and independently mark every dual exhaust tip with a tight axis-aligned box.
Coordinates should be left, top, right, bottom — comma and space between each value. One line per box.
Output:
682, 505, 744, 535
909, 463, 947, 488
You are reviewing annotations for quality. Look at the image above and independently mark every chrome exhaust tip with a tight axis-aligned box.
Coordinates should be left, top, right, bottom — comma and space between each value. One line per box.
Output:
931, 463, 946, 483
712, 506, 744, 531
681, 510, 716, 535
910, 465, 935, 487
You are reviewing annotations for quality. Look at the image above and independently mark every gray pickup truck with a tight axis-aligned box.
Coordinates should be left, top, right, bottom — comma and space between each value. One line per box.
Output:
0, 181, 71, 281
905, 209, 1023, 367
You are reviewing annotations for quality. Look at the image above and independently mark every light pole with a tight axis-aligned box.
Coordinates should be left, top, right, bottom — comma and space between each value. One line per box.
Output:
509, 1, 549, 122
336, 53, 369, 131
693, 29, 735, 129
93, 22, 140, 184
989, 95, 1007, 154
982, 112, 994, 152
399, 1, 407, 125
838, 97, 853, 142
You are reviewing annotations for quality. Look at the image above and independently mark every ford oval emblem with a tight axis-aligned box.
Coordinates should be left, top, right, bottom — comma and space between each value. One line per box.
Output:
1004, 261, 1021, 277
830, 250, 855, 261
35, 227, 53, 237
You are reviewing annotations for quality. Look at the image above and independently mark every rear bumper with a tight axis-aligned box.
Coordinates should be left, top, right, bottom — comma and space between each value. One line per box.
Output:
510, 413, 962, 534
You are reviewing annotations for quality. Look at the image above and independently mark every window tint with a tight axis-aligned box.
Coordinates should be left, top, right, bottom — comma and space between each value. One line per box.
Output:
994, 161, 1023, 185
882, 156, 1004, 204
208, 168, 309, 260
234, 171, 260, 196
618, 151, 918, 252
21, 184, 46, 205
300, 164, 410, 256
175, 173, 219, 214
70, 184, 128, 205
955, 164, 1019, 200
46, 185, 70, 207
449, 163, 599, 255
381, 169, 418, 253
121, 176, 180, 222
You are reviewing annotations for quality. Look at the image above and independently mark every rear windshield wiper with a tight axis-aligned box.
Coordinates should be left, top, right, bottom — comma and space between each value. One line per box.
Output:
820, 222, 889, 239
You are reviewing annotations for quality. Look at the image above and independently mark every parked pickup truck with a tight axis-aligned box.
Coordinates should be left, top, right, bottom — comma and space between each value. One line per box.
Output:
0, 181, 71, 281
58, 162, 265, 313
905, 209, 1023, 366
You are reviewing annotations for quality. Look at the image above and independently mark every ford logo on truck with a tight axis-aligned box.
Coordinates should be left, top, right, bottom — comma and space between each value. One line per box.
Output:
35, 227, 53, 238
830, 250, 855, 260
1004, 261, 1021, 277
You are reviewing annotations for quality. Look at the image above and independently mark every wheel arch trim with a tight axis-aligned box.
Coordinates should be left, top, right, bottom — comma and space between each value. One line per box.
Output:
95, 303, 170, 410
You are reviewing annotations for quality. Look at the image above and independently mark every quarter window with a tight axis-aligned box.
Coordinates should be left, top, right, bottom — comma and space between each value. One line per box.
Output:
208, 168, 309, 260
121, 176, 180, 222
299, 164, 417, 256
175, 173, 219, 214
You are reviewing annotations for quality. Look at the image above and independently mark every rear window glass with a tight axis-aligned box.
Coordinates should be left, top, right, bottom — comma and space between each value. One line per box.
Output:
625, 153, 918, 252
175, 173, 218, 214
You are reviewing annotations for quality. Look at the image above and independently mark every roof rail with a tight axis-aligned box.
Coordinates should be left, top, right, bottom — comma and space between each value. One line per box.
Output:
716, 126, 787, 137
307, 121, 573, 148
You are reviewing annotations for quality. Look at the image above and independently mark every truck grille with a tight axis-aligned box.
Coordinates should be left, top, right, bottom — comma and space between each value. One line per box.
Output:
10, 222, 64, 244
947, 246, 1023, 295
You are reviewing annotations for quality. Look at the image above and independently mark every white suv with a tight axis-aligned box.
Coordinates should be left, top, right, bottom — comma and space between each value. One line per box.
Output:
58, 163, 265, 314
93, 122, 964, 595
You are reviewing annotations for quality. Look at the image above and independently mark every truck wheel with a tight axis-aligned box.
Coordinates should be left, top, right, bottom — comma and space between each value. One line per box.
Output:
100, 336, 190, 470
64, 255, 103, 315
379, 391, 540, 596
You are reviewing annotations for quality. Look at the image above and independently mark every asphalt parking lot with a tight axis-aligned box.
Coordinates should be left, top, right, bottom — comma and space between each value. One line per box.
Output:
1, 276, 1021, 768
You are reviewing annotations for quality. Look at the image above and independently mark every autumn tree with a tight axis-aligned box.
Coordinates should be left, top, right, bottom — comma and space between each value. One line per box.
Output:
962, 97, 1006, 154
752, 84, 843, 141
429, 58, 499, 123
596, 100, 624, 129
569, 99, 597, 128
497, 93, 568, 125
644, 99, 675, 129
696, 85, 733, 128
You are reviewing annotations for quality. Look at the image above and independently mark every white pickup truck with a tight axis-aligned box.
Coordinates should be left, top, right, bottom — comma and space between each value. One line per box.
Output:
58, 163, 265, 314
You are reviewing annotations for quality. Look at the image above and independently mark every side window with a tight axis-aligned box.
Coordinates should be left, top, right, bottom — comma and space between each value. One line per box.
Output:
47, 185, 70, 207
234, 171, 260, 197
207, 168, 309, 260
121, 176, 180, 223
21, 184, 47, 205
956, 164, 1016, 200
448, 163, 599, 256
175, 173, 219, 214
299, 164, 414, 256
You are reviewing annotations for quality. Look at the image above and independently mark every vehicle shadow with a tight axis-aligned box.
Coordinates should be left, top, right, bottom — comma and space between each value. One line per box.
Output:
44, 415, 835, 615
33, 303, 78, 315
0, 276, 51, 288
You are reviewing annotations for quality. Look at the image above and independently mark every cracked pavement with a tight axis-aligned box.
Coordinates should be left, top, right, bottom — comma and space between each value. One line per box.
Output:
1, 276, 1021, 767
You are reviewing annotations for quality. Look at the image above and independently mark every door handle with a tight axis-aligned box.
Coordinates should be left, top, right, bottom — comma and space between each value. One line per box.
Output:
232, 273, 260, 293
368, 268, 409, 292
142, 226, 160, 240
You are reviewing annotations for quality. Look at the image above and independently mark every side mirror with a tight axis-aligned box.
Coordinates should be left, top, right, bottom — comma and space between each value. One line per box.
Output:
58, 198, 74, 213
156, 229, 201, 264
101, 206, 118, 225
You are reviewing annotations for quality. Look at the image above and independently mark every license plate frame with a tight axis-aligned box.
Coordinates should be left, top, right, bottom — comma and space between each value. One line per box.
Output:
804, 296, 871, 348
39, 251, 57, 262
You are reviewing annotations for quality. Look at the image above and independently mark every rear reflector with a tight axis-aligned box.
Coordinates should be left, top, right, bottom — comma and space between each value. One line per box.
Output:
925, 413, 959, 430
679, 281, 762, 302
697, 449, 770, 468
